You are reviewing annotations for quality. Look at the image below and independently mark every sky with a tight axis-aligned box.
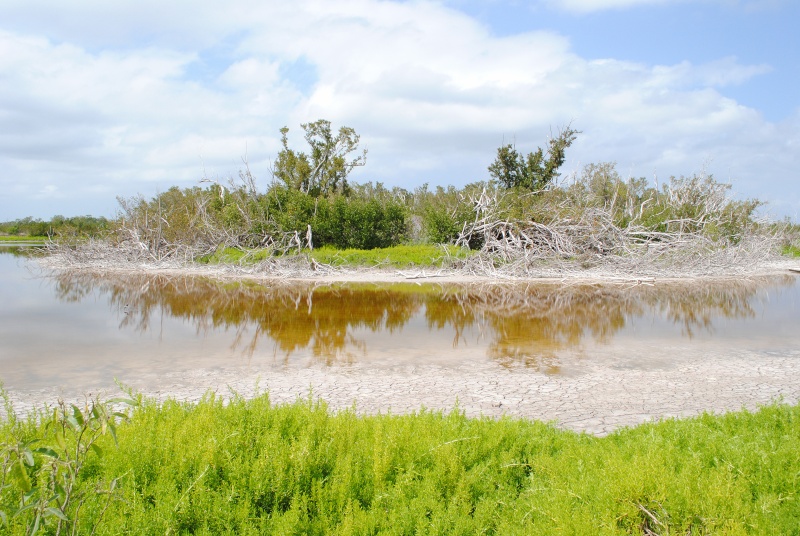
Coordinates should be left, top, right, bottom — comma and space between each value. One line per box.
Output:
0, 0, 798, 221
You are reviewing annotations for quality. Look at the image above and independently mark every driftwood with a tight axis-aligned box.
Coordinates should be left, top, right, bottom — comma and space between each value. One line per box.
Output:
452, 181, 788, 278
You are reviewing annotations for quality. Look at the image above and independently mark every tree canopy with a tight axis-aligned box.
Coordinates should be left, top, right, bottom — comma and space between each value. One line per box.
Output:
488, 126, 579, 191
273, 119, 367, 197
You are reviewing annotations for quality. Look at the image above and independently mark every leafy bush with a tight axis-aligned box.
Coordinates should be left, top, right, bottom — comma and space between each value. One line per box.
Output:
1, 388, 137, 535
417, 183, 487, 248
261, 184, 408, 250
488, 126, 579, 191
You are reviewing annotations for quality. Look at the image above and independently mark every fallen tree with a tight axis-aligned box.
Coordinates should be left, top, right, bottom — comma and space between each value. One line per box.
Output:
452, 169, 790, 278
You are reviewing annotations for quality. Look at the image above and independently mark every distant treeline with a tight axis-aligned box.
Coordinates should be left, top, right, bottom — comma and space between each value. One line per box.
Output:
0, 215, 111, 238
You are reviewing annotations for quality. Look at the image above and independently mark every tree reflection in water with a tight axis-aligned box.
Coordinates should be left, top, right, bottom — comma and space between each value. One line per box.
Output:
0, 245, 44, 259
50, 271, 796, 369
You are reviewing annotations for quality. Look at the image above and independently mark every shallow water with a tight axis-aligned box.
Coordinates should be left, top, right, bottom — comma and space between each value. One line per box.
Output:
1, 250, 799, 395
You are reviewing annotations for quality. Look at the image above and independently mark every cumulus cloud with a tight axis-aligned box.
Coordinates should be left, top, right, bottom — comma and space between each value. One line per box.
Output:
0, 0, 796, 219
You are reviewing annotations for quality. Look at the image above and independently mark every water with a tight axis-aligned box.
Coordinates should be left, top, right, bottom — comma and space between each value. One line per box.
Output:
1, 249, 799, 395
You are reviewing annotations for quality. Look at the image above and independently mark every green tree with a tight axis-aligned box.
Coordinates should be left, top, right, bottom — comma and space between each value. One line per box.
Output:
273, 119, 367, 197
488, 126, 579, 191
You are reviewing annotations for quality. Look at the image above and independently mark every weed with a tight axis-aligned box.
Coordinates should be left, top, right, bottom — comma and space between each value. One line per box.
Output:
1, 386, 138, 535
3, 393, 799, 534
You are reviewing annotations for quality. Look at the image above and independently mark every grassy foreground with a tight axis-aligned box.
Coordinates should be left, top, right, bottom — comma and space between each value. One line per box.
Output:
2, 394, 799, 535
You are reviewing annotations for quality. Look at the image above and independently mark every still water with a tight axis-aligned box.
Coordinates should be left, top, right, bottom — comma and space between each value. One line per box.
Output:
1, 248, 799, 394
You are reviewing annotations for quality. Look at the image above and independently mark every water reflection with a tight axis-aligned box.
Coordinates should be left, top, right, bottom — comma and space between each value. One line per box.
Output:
0, 244, 43, 258
49, 270, 798, 370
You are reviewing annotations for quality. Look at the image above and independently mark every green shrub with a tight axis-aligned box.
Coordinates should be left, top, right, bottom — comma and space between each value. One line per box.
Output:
317, 195, 407, 250
1, 389, 138, 535
418, 184, 486, 248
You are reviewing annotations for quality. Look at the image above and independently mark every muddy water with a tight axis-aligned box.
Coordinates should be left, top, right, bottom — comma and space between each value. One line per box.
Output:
1, 250, 799, 398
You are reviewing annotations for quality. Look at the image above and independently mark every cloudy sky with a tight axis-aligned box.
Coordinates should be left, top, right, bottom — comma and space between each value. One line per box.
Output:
1, 0, 798, 221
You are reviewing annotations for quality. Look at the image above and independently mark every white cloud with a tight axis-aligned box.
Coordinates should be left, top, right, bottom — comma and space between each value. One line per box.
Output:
546, 0, 687, 13
648, 58, 772, 89
544, 0, 789, 14
0, 0, 796, 219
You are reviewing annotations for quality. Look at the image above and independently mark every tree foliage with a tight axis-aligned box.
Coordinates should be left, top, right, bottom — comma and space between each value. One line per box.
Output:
0, 216, 110, 238
273, 119, 367, 197
488, 126, 579, 191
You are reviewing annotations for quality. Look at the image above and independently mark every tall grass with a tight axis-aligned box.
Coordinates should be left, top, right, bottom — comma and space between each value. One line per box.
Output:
3, 393, 799, 534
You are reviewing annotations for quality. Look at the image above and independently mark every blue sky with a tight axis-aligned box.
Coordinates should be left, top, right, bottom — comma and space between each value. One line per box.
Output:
464, 0, 798, 122
0, 0, 798, 221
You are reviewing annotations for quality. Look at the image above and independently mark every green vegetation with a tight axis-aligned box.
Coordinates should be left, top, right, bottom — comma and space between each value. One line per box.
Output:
197, 244, 471, 269
309, 244, 471, 268
0, 215, 110, 239
3, 392, 799, 535
784, 244, 800, 257
779, 222, 800, 257
1, 387, 138, 535
15, 121, 786, 269
106, 121, 771, 269
273, 119, 367, 197
0, 235, 48, 243
487, 125, 579, 191
115, 179, 409, 254
196, 247, 272, 265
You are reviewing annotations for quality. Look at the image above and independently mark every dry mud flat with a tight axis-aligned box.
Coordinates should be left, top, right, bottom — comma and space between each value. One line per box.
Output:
9, 346, 800, 437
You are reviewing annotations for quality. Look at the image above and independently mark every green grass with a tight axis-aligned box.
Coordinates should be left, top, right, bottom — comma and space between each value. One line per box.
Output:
3, 394, 800, 535
308, 244, 470, 268
196, 247, 272, 265
783, 244, 800, 258
0, 235, 48, 243
198, 244, 472, 268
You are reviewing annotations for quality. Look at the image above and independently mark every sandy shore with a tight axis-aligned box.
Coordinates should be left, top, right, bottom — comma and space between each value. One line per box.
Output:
8, 255, 800, 436
35, 253, 800, 285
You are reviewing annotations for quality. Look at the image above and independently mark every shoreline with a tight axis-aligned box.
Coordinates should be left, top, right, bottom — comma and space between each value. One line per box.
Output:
33, 252, 800, 286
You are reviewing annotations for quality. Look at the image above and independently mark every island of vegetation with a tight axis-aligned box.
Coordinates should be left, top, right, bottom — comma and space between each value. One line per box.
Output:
3, 119, 798, 278
2, 122, 800, 534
